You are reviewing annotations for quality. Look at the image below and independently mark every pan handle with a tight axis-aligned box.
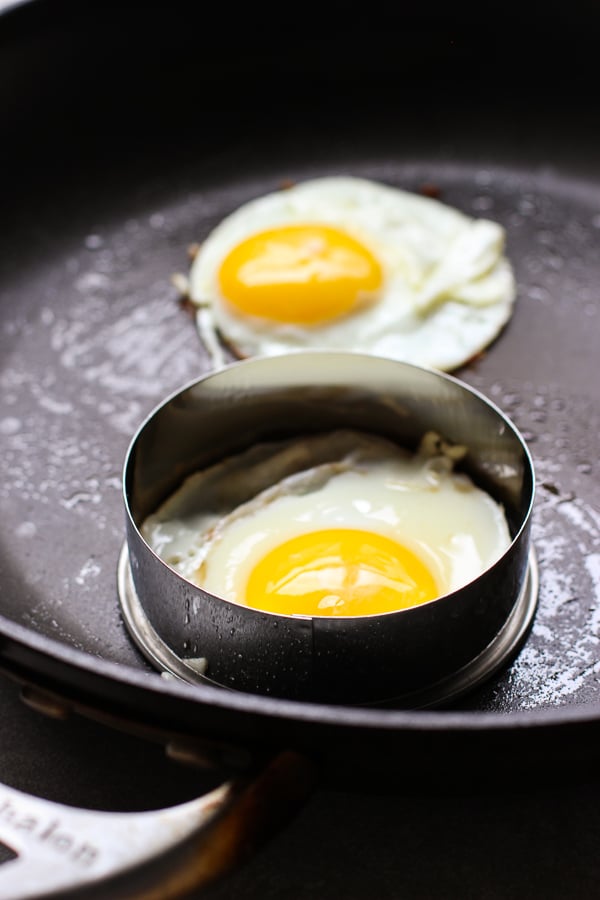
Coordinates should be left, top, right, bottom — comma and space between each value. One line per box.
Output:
0, 750, 315, 899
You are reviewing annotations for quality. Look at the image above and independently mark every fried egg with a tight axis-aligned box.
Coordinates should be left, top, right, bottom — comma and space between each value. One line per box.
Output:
186, 176, 516, 371
141, 430, 511, 618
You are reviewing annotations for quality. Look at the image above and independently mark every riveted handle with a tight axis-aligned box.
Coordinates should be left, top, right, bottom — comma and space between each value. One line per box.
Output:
0, 751, 315, 899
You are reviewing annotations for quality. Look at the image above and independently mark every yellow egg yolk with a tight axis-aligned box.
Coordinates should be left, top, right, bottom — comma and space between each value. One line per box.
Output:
244, 527, 439, 617
218, 224, 383, 324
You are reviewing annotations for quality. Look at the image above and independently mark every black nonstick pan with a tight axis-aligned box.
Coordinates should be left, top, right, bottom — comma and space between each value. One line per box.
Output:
2, 0, 600, 894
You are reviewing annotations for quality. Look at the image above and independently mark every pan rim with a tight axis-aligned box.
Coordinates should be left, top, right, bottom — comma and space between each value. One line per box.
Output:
1, 609, 599, 736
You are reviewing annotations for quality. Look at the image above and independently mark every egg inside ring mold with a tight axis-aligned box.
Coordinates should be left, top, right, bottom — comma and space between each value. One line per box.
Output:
120, 352, 536, 707
140, 430, 512, 620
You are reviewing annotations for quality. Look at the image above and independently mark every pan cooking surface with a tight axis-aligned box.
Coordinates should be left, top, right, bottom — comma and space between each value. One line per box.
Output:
2, 144, 600, 715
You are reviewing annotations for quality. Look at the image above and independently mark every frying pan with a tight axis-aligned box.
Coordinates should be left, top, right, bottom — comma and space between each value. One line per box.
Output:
1, 0, 600, 894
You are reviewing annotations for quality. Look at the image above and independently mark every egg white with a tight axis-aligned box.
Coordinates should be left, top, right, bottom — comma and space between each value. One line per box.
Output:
187, 176, 516, 371
142, 430, 512, 614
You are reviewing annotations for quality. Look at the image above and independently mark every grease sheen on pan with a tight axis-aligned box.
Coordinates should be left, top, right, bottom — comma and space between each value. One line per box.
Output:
187, 177, 516, 371
141, 431, 512, 618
